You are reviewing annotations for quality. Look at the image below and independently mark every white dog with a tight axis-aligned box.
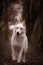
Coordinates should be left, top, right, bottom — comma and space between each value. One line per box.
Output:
9, 22, 28, 63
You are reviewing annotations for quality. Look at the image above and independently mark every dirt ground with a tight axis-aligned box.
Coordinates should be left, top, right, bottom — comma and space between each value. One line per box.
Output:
0, 51, 43, 65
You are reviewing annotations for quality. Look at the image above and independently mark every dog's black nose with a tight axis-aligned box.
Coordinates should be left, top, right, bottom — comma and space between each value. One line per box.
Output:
17, 32, 19, 35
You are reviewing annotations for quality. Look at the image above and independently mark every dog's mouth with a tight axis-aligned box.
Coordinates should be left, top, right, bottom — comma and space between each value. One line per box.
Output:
16, 31, 24, 38
16, 32, 21, 37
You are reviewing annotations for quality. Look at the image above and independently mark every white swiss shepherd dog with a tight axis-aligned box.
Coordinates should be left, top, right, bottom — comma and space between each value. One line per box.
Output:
9, 21, 28, 63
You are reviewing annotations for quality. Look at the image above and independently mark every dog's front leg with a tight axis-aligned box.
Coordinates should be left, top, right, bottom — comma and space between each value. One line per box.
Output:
12, 45, 16, 61
17, 48, 23, 63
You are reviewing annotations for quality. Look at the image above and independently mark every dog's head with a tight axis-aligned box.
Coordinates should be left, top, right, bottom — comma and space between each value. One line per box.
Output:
9, 21, 26, 37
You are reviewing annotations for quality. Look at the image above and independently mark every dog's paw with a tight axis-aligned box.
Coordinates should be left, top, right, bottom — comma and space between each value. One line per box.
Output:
17, 60, 21, 63
22, 60, 25, 63
22, 58, 26, 63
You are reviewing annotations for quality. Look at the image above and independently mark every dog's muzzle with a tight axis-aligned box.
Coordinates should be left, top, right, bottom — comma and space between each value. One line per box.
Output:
17, 32, 20, 35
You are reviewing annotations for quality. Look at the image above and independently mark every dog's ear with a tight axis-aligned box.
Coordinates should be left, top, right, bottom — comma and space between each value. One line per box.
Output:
22, 20, 26, 33
9, 25, 15, 30
22, 20, 26, 26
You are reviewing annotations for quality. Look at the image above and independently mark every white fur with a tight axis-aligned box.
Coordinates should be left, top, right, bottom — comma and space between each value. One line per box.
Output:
9, 23, 28, 63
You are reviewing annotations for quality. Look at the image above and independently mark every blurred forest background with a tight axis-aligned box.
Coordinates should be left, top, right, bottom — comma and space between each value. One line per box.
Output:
0, 0, 43, 65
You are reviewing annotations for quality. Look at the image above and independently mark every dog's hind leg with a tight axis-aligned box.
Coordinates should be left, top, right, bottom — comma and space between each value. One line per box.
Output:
22, 52, 26, 63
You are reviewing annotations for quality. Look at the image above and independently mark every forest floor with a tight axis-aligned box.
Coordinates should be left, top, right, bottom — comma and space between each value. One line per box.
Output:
0, 51, 43, 65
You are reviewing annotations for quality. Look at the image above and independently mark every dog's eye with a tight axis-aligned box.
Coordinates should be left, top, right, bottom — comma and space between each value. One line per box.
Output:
16, 27, 18, 29
20, 28, 22, 30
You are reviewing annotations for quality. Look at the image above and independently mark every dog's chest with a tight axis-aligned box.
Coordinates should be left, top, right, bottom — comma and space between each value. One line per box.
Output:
13, 37, 24, 47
